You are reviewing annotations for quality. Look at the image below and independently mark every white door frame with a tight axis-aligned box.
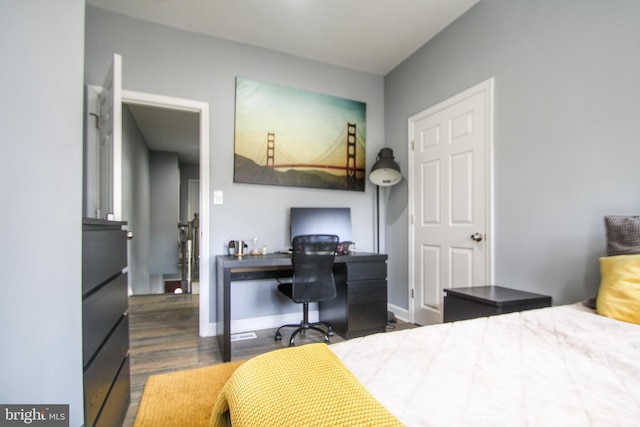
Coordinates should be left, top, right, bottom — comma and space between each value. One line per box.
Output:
121, 90, 213, 337
407, 78, 495, 323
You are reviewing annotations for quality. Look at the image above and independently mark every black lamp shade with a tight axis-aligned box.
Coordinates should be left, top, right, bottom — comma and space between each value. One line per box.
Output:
369, 148, 401, 186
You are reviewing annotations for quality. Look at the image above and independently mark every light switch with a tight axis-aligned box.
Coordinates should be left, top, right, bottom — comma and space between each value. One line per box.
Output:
213, 190, 223, 205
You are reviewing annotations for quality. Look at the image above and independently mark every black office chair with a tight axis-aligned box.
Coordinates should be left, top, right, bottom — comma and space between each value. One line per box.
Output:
275, 234, 340, 346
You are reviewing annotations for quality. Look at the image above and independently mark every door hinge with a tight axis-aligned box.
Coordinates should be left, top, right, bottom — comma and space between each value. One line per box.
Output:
411, 140, 415, 151
411, 289, 415, 299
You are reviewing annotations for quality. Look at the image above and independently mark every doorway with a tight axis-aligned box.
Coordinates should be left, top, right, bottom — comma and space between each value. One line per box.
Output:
122, 102, 199, 295
408, 78, 494, 325
122, 91, 211, 336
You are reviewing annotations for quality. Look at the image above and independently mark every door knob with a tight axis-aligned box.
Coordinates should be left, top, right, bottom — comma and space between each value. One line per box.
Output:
470, 232, 483, 242
127, 230, 134, 240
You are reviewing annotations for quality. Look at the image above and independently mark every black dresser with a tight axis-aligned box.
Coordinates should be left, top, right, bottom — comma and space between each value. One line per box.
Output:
82, 219, 130, 427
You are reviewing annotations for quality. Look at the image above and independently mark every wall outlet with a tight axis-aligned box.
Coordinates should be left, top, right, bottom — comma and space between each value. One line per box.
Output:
213, 190, 223, 204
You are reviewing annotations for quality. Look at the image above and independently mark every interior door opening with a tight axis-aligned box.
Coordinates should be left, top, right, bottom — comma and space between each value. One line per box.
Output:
121, 91, 212, 337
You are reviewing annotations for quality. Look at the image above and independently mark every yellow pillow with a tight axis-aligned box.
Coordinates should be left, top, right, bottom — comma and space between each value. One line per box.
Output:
596, 254, 640, 325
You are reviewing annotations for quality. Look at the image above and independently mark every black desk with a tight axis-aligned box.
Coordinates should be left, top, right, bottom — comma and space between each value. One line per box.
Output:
216, 252, 388, 361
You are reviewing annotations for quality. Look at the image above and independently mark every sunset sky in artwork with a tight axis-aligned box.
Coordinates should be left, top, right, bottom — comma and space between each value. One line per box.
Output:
234, 78, 366, 171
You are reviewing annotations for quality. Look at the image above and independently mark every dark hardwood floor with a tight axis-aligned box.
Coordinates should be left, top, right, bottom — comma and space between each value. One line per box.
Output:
123, 293, 416, 426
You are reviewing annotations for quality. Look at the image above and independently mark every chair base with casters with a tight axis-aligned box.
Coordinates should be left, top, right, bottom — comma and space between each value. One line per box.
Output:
274, 287, 335, 346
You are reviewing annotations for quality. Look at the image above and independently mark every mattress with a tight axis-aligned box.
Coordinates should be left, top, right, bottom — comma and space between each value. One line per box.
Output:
330, 303, 640, 427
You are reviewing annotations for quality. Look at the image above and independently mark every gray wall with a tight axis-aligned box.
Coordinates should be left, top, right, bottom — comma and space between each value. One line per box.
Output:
149, 151, 180, 276
84, 7, 385, 321
385, 0, 640, 308
0, 0, 85, 424
124, 105, 194, 294
122, 105, 152, 294
180, 163, 200, 223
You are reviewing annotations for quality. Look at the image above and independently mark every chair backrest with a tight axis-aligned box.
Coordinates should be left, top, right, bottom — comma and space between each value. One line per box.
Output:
291, 234, 339, 304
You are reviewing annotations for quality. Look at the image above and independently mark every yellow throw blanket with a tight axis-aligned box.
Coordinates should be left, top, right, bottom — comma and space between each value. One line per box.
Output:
210, 343, 403, 427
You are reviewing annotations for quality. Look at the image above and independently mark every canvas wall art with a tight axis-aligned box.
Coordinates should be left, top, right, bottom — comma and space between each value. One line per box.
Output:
234, 77, 366, 191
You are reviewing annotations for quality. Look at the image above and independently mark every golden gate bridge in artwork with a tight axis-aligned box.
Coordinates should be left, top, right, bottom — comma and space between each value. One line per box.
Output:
250, 122, 366, 189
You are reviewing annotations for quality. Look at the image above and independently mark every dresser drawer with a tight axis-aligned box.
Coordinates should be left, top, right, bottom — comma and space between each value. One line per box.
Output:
84, 315, 129, 427
94, 356, 130, 427
82, 273, 128, 362
82, 228, 127, 295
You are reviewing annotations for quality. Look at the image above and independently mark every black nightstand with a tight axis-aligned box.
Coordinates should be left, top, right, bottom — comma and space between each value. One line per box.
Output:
443, 286, 552, 322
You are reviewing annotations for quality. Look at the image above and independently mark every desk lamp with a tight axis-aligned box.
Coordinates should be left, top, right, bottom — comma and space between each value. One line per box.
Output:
369, 148, 402, 253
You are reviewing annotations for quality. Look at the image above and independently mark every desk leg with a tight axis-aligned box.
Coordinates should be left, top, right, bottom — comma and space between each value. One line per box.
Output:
216, 264, 232, 362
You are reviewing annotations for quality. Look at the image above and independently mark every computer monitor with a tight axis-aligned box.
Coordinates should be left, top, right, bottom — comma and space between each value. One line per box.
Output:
289, 207, 352, 244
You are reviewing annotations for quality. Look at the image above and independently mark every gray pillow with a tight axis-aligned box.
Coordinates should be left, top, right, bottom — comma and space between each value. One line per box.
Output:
604, 215, 640, 256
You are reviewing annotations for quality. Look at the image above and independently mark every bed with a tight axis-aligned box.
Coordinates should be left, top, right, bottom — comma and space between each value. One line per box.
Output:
331, 302, 640, 426
205, 300, 639, 427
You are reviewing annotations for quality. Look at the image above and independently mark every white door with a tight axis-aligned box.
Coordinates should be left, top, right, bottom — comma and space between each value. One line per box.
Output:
409, 78, 494, 325
98, 53, 123, 220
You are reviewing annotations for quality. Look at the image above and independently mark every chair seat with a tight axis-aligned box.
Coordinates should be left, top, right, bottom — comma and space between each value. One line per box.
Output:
278, 281, 334, 303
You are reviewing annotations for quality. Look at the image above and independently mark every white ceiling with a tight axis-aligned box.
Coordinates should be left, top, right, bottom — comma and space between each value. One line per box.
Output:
88, 0, 480, 75
91, 0, 481, 164
126, 104, 200, 164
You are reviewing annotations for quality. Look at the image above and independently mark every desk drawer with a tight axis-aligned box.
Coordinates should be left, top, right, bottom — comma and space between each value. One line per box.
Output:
347, 279, 387, 335
339, 261, 387, 281
347, 279, 386, 304
348, 299, 387, 335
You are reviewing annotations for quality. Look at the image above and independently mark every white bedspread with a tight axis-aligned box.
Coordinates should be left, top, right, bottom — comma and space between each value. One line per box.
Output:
330, 304, 640, 427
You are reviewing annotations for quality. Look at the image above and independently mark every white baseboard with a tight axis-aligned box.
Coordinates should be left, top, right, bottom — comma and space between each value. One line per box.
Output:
200, 304, 410, 338
231, 311, 318, 334
200, 311, 317, 337
200, 321, 216, 338
388, 302, 410, 323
